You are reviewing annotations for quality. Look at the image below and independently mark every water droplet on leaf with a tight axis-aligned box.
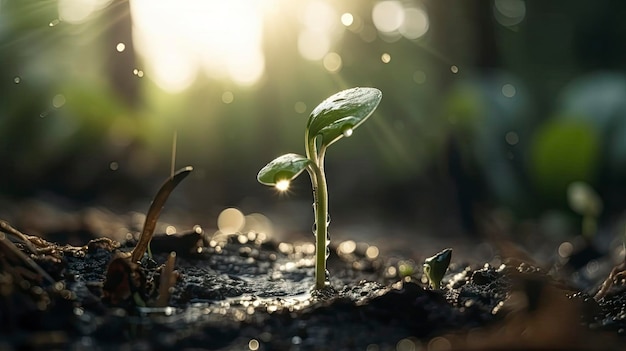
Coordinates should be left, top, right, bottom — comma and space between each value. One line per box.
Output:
275, 179, 290, 192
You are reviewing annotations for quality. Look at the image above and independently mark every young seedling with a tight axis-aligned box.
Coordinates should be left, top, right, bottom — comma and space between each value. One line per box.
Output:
103, 166, 192, 307
423, 248, 452, 289
130, 166, 193, 263
257, 87, 382, 290
567, 181, 602, 240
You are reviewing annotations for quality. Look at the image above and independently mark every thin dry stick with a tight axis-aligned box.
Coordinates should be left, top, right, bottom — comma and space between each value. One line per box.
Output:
156, 251, 177, 307
594, 226, 626, 300
594, 262, 626, 300
0, 220, 38, 254
0, 232, 55, 284
171, 130, 177, 178
130, 166, 193, 263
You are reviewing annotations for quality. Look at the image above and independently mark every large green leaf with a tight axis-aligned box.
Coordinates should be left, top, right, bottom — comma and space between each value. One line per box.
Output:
306, 87, 382, 147
257, 153, 312, 186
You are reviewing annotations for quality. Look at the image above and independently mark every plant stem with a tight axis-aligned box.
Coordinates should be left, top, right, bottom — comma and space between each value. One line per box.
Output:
306, 136, 328, 289
312, 159, 328, 289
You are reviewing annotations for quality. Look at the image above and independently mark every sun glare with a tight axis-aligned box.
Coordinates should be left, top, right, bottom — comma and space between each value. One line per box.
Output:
58, 0, 112, 24
124, 0, 429, 92
275, 179, 290, 192
130, 0, 269, 92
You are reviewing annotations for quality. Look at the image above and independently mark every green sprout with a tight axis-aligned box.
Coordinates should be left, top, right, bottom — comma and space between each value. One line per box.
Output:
257, 87, 382, 290
567, 181, 602, 240
423, 248, 452, 289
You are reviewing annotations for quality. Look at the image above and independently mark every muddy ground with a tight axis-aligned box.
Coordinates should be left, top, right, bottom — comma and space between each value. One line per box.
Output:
1, 205, 626, 351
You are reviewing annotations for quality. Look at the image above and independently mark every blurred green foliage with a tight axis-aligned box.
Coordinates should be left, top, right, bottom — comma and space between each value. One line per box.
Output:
530, 119, 599, 201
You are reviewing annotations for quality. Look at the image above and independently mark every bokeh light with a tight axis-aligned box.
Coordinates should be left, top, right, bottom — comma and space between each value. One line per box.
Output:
222, 91, 234, 104
294, 102, 307, 114
381, 53, 391, 63
493, 0, 526, 27
341, 13, 354, 27
399, 7, 429, 39
323, 52, 342, 72
502, 83, 516, 97
52, 94, 66, 108
372, 1, 404, 33
217, 207, 245, 234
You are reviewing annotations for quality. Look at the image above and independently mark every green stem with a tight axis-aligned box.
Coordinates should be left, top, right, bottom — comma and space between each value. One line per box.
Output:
306, 135, 329, 290
313, 156, 329, 289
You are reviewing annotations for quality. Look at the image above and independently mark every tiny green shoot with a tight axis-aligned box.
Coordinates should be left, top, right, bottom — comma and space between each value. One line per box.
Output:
423, 248, 452, 289
257, 87, 382, 290
567, 181, 602, 240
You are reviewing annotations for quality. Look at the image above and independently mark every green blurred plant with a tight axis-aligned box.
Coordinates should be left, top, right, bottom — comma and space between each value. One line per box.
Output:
567, 181, 602, 239
257, 87, 382, 290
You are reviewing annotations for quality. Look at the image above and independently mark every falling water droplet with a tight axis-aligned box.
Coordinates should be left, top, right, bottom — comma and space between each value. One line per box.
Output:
49, 19, 60, 27
450, 65, 459, 74
13, 76, 20, 84
326, 229, 331, 258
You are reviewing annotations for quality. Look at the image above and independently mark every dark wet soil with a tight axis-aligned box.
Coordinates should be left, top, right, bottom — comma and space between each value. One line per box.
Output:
1, 214, 626, 350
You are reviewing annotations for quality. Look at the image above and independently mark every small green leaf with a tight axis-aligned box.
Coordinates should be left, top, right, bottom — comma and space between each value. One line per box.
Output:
257, 153, 312, 186
306, 87, 382, 147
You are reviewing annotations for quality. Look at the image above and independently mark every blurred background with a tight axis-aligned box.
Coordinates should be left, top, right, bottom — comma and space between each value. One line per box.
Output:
2, 0, 626, 260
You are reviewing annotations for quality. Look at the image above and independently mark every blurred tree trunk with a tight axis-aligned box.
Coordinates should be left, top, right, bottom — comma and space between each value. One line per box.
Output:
430, 1, 499, 235
103, 0, 139, 108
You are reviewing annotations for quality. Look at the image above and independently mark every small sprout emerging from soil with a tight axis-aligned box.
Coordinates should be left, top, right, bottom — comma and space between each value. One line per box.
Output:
257, 87, 382, 290
131, 166, 193, 263
567, 181, 602, 239
423, 248, 452, 289
104, 166, 192, 308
